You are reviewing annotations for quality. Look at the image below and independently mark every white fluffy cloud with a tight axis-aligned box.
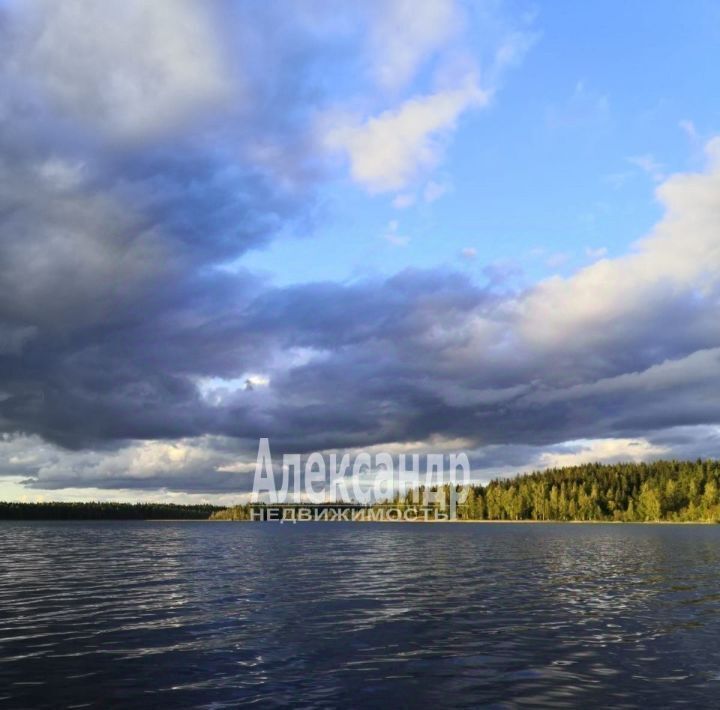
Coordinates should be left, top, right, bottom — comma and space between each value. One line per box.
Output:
325, 80, 488, 192
317, 0, 533, 194
520, 138, 720, 350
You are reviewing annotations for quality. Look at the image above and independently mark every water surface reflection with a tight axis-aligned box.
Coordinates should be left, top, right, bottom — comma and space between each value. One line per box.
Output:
1, 522, 719, 707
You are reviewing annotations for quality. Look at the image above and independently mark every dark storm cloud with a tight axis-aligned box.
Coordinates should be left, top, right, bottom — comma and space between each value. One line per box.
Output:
5, 251, 720, 489
0, 1, 327, 453
10, 263, 720, 457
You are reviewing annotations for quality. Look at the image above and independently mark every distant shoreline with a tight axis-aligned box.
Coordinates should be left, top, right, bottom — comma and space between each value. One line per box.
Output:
1, 517, 717, 524
102, 518, 720, 525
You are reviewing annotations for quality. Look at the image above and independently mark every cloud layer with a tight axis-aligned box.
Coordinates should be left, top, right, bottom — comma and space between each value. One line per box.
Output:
1, 1, 719, 498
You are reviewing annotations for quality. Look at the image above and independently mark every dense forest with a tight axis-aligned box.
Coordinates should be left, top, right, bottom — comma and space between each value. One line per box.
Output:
210, 506, 251, 520
427, 460, 720, 522
212, 460, 720, 522
0, 502, 221, 520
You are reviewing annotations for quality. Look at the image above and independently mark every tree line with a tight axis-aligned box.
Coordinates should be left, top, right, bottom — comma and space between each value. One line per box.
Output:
212, 460, 720, 523
427, 459, 720, 522
0, 502, 222, 520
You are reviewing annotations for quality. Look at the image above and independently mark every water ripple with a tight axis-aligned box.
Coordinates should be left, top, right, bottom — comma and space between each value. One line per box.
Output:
1, 522, 720, 707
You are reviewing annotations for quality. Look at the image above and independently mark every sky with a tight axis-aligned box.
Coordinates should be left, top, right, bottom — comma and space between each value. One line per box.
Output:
1, 0, 720, 503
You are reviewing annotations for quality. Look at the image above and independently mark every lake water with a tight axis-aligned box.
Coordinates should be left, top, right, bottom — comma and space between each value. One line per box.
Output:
1, 522, 720, 708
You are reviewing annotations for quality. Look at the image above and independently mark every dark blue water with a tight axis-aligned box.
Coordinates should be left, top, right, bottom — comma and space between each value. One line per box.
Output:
1, 522, 720, 708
